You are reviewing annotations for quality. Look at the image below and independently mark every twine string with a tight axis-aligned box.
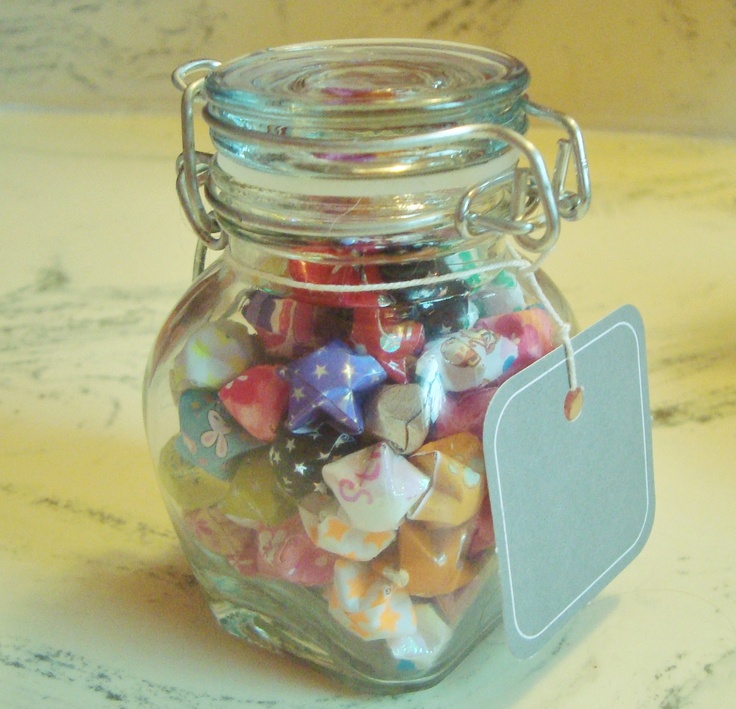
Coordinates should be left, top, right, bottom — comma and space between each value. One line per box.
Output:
236, 245, 580, 394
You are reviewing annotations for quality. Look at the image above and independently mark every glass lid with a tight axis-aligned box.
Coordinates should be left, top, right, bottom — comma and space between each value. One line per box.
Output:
203, 39, 529, 133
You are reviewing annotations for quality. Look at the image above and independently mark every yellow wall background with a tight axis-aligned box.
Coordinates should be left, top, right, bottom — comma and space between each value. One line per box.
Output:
3, 0, 735, 136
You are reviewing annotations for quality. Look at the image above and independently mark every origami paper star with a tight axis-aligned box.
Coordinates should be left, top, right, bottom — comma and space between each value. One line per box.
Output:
280, 340, 386, 434
158, 436, 231, 510
408, 432, 486, 527
387, 603, 451, 670
183, 507, 258, 577
287, 251, 383, 308
322, 442, 430, 533
269, 423, 360, 499
241, 290, 324, 359
349, 307, 425, 384
412, 287, 479, 339
219, 364, 290, 442
327, 559, 417, 640
298, 493, 396, 561
170, 320, 258, 393
175, 389, 259, 480
474, 305, 557, 384
256, 515, 337, 586
364, 383, 430, 454
416, 328, 518, 393
218, 447, 295, 529
434, 385, 498, 440
396, 520, 477, 597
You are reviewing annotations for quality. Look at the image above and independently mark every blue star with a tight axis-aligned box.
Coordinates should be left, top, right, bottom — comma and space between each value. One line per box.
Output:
280, 340, 386, 434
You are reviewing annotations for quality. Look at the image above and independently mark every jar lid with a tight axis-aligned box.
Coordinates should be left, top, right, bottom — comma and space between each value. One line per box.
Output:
201, 39, 530, 178
205, 39, 529, 135
176, 41, 589, 256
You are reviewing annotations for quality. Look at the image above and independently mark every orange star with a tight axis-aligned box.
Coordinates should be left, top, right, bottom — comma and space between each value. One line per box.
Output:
346, 572, 369, 600
377, 602, 402, 633
324, 517, 348, 542
362, 530, 394, 549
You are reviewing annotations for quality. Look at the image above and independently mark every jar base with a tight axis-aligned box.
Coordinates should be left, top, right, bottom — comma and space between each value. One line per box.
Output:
206, 597, 502, 694
185, 544, 503, 694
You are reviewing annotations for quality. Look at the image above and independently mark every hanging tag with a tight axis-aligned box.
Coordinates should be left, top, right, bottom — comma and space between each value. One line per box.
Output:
483, 305, 654, 658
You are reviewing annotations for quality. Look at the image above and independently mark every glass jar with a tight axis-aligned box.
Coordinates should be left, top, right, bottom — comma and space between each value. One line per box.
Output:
143, 39, 590, 693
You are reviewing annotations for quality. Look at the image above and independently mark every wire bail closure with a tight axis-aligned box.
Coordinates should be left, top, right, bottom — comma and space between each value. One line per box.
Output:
174, 61, 225, 258
525, 98, 591, 222
454, 124, 559, 255
454, 102, 590, 263
173, 60, 591, 280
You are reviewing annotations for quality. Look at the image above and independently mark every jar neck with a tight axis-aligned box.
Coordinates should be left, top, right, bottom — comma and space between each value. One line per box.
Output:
207, 148, 520, 249
224, 221, 519, 313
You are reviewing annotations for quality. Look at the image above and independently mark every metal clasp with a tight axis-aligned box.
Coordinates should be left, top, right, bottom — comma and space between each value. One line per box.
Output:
455, 124, 561, 253
524, 99, 591, 221
455, 102, 591, 258
173, 60, 225, 278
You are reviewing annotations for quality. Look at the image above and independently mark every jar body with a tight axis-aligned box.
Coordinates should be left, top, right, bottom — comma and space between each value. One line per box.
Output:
143, 235, 574, 692
146, 38, 588, 693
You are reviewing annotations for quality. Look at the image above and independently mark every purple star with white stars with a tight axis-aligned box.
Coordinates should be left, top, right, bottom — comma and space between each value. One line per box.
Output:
279, 340, 386, 434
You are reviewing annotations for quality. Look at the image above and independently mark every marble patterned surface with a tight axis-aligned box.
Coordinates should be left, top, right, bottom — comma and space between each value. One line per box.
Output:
0, 113, 735, 707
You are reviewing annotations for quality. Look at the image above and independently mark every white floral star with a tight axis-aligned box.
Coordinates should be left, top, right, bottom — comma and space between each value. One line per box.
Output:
285, 438, 296, 452
314, 364, 328, 379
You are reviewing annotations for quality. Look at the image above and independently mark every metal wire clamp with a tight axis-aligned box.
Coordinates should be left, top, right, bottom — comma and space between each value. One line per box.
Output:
174, 60, 225, 269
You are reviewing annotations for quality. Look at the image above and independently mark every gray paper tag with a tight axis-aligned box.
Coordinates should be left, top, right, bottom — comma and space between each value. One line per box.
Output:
483, 305, 654, 658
